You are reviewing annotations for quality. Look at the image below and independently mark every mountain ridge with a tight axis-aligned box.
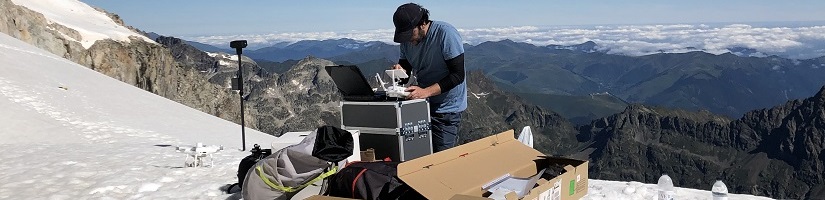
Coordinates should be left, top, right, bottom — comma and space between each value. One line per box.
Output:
578, 86, 825, 199
223, 38, 825, 121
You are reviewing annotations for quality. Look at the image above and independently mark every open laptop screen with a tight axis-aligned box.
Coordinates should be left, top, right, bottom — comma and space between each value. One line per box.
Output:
324, 65, 375, 96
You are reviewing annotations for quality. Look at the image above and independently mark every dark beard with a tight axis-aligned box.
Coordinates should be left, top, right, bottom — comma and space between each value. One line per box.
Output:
413, 25, 427, 45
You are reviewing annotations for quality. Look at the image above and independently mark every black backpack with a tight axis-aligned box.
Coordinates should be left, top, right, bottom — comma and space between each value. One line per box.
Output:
325, 161, 423, 200
225, 144, 271, 193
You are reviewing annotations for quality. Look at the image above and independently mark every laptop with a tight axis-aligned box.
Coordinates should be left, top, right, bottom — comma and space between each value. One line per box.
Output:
325, 65, 397, 102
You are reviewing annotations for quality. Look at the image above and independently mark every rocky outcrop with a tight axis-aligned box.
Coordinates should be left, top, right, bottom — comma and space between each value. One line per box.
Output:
464, 71, 582, 155
579, 105, 738, 190
728, 86, 825, 199
0, 0, 257, 130
246, 57, 342, 135
155, 36, 219, 73
580, 86, 825, 199
0, 0, 89, 64
151, 36, 265, 131
144, 35, 343, 135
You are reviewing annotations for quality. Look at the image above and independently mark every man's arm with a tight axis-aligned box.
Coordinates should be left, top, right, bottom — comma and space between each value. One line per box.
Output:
436, 53, 465, 92
407, 53, 464, 99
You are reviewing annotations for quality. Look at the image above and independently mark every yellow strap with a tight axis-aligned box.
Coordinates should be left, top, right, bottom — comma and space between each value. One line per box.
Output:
256, 165, 338, 193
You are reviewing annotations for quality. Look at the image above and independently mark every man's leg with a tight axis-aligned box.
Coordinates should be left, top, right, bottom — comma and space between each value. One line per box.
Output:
430, 112, 462, 152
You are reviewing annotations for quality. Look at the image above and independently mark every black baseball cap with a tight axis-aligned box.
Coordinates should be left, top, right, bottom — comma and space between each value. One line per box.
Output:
393, 3, 424, 43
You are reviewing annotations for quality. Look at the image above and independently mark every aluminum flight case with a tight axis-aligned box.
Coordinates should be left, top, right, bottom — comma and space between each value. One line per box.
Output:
340, 99, 432, 161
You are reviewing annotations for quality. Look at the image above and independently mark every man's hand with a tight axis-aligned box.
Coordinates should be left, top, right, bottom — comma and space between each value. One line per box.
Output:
405, 84, 441, 99
391, 64, 406, 72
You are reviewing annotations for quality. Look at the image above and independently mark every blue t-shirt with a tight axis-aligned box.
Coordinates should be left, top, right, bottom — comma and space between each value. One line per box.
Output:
400, 21, 467, 113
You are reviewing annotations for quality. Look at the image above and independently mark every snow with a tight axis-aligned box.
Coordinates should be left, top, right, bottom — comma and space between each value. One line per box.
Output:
219, 59, 233, 66
207, 52, 240, 67
207, 52, 240, 61
0, 32, 774, 199
470, 92, 490, 99
0, 32, 273, 199
10, 0, 155, 49
585, 180, 770, 200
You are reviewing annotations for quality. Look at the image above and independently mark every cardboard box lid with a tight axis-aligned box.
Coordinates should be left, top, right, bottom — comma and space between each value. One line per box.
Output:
397, 130, 549, 200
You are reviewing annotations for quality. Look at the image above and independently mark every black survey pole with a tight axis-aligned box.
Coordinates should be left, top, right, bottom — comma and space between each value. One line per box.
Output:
230, 40, 248, 151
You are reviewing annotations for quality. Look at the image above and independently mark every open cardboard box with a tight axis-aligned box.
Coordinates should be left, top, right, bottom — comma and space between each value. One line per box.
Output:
309, 130, 588, 200
397, 130, 589, 200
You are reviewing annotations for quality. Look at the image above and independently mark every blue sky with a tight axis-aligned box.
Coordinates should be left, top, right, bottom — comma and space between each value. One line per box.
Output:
79, 0, 825, 36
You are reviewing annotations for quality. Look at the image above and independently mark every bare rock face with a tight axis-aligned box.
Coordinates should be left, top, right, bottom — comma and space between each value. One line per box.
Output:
249, 57, 342, 134
154, 36, 219, 73
464, 70, 582, 155
0, 0, 257, 130
737, 86, 825, 199
149, 36, 262, 131
0, 0, 89, 64
579, 104, 739, 193
580, 86, 825, 199
149, 35, 343, 135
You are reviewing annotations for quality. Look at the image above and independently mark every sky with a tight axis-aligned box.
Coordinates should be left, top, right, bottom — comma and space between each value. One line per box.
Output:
78, 0, 825, 36
0, 0, 781, 198
76, 0, 825, 60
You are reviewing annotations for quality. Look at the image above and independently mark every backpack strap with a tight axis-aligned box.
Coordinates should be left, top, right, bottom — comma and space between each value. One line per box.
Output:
351, 168, 369, 198
319, 163, 337, 195
256, 164, 339, 193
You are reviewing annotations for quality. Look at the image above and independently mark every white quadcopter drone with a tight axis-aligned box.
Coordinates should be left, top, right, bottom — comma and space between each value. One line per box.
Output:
176, 143, 224, 167
375, 69, 411, 98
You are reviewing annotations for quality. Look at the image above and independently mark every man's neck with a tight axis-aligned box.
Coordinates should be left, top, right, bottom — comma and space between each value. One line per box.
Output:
421, 21, 431, 37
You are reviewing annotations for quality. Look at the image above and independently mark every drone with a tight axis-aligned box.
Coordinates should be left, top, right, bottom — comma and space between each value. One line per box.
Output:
176, 143, 224, 167
375, 69, 410, 98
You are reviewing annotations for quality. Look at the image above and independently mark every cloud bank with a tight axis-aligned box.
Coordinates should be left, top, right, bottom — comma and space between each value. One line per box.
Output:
187, 23, 825, 59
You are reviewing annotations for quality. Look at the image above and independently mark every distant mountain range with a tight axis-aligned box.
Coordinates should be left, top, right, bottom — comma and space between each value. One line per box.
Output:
148, 32, 233, 54
245, 38, 390, 62
471, 40, 825, 118
187, 38, 825, 123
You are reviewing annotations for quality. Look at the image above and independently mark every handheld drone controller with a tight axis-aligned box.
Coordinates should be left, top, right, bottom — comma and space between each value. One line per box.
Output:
386, 85, 410, 98
376, 69, 411, 98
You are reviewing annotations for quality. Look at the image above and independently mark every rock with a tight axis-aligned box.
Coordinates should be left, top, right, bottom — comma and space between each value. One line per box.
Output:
580, 86, 825, 199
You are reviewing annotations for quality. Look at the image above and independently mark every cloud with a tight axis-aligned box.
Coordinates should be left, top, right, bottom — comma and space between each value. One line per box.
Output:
186, 24, 825, 59
187, 30, 394, 50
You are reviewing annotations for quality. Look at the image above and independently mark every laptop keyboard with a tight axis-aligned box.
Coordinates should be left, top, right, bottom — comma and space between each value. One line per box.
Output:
344, 95, 383, 101
344, 95, 404, 102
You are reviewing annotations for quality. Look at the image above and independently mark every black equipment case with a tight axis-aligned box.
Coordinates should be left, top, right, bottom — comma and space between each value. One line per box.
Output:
340, 99, 432, 161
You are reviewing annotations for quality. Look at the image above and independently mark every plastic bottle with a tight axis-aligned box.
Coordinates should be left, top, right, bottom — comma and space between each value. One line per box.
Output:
657, 174, 675, 200
712, 180, 729, 200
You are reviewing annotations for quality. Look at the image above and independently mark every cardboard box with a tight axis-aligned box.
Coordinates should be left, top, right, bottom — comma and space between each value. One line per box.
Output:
396, 130, 589, 200
359, 148, 376, 162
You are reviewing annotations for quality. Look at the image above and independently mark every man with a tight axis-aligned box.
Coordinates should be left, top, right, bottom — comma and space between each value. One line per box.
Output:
392, 3, 467, 152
